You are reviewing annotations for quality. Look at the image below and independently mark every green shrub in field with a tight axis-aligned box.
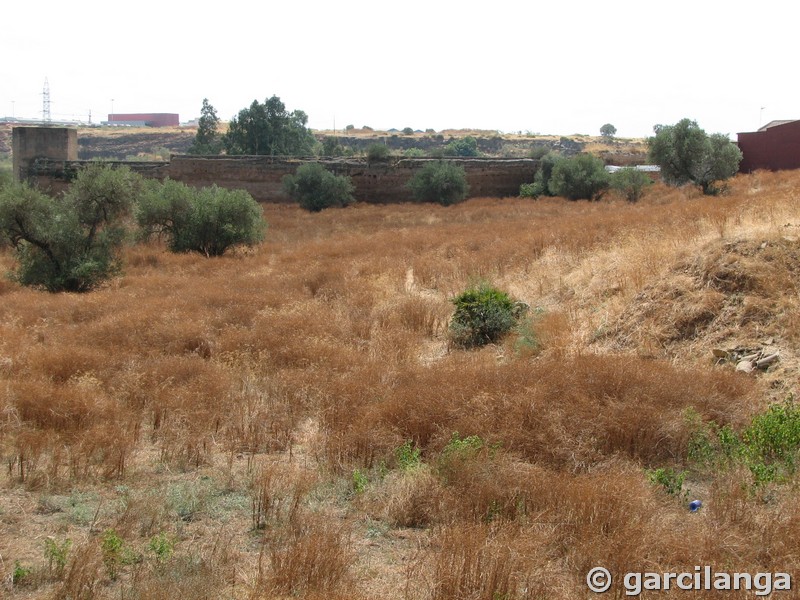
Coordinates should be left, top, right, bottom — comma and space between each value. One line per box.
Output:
646, 467, 686, 497
320, 136, 347, 157
0, 163, 142, 292
44, 537, 72, 579
519, 152, 560, 198
449, 283, 517, 348
0, 160, 12, 189
352, 469, 368, 494
610, 167, 652, 202
148, 532, 175, 565
529, 145, 551, 160
443, 136, 479, 157
548, 153, 610, 201
649, 118, 742, 195
741, 399, 800, 483
438, 432, 498, 485
395, 440, 422, 471
442, 432, 486, 458
101, 529, 133, 580
519, 182, 539, 198
404, 147, 425, 157
137, 178, 265, 255
408, 161, 469, 206
282, 162, 355, 212
685, 399, 800, 486
12, 561, 33, 586
366, 143, 391, 164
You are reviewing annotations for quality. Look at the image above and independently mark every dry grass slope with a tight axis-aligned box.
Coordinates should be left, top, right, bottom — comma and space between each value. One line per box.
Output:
1, 169, 799, 598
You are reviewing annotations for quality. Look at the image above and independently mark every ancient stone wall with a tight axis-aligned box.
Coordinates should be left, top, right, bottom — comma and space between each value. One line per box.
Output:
13, 127, 538, 203
165, 156, 537, 203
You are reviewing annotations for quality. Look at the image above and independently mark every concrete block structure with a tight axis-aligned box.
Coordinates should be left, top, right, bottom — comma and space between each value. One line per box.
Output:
12, 126, 77, 182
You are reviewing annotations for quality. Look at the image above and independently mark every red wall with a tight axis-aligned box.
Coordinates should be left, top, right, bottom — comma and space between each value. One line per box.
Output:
738, 121, 800, 172
108, 113, 179, 127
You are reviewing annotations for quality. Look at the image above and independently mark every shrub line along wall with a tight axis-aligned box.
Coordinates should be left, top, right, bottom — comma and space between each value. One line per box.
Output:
13, 127, 538, 203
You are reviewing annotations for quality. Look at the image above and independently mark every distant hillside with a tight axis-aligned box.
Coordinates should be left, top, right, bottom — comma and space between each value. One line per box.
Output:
0, 124, 649, 164
77, 127, 195, 159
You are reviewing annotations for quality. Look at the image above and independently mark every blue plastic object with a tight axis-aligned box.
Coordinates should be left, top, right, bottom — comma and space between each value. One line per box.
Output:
689, 500, 702, 512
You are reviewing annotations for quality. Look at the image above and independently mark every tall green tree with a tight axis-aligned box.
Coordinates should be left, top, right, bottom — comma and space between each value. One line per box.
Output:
648, 118, 742, 195
188, 98, 222, 155
223, 96, 316, 156
600, 123, 617, 139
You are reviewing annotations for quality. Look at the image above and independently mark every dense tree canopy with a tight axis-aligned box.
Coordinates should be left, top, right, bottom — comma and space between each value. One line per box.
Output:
648, 119, 743, 195
223, 96, 316, 156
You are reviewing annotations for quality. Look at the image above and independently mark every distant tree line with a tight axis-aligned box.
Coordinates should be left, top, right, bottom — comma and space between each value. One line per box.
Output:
188, 97, 485, 159
519, 118, 742, 201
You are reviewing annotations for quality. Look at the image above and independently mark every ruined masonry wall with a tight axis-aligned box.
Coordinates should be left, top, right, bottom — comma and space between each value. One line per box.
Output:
13, 127, 538, 203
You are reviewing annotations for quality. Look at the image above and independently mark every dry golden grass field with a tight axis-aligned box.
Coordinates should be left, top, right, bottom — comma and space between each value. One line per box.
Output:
1, 170, 800, 599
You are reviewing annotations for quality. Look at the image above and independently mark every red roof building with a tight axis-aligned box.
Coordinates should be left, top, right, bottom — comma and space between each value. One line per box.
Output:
737, 120, 800, 173
107, 113, 179, 127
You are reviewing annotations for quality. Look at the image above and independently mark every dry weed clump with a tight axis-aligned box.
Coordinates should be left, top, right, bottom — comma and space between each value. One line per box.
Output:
407, 522, 557, 600
254, 514, 358, 599
250, 461, 316, 530
118, 532, 241, 600
52, 539, 104, 600
324, 353, 756, 473
362, 466, 444, 528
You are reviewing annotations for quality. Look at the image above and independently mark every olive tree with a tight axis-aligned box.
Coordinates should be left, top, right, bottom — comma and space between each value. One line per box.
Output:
408, 161, 469, 206
282, 163, 355, 212
648, 118, 742, 195
137, 179, 265, 256
548, 154, 610, 201
610, 167, 652, 202
0, 164, 142, 292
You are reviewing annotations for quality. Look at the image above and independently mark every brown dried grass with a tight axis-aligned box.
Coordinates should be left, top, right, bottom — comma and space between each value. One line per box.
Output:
1, 170, 800, 598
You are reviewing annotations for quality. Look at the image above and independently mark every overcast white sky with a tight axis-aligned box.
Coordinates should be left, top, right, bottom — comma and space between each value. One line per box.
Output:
2, 1, 798, 138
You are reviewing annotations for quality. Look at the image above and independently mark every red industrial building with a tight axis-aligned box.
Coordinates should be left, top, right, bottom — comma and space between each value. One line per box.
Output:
107, 113, 179, 127
737, 120, 800, 173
